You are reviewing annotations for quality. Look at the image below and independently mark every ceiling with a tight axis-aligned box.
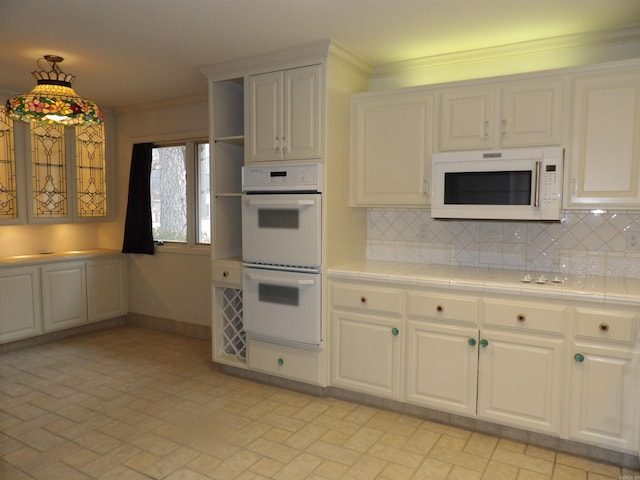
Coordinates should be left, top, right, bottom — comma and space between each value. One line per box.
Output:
1, 0, 639, 108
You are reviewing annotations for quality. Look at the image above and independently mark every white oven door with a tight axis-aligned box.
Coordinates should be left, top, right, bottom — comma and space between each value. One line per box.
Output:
243, 267, 321, 347
242, 193, 321, 267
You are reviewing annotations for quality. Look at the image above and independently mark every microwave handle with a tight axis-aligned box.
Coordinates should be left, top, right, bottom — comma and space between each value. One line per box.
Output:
534, 161, 541, 207
245, 272, 315, 286
244, 198, 316, 207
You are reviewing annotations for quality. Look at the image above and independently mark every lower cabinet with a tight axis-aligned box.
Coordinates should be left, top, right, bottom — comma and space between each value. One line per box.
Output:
332, 310, 402, 398
568, 308, 639, 453
41, 261, 88, 331
0, 253, 127, 343
0, 266, 42, 342
477, 329, 564, 435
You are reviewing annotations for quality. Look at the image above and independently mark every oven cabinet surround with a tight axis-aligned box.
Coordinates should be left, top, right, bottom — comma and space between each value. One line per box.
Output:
211, 258, 245, 367
328, 265, 640, 456
0, 251, 127, 343
247, 64, 322, 163
567, 65, 640, 208
202, 41, 370, 386
350, 90, 434, 207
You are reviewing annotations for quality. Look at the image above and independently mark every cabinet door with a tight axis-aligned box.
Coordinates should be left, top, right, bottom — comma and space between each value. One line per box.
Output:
0, 266, 42, 343
567, 70, 640, 207
477, 330, 564, 435
351, 90, 434, 206
331, 310, 402, 399
283, 64, 322, 160
247, 71, 282, 162
406, 321, 478, 416
86, 258, 127, 322
439, 86, 494, 150
500, 78, 563, 147
569, 343, 639, 453
41, 262, 87, 331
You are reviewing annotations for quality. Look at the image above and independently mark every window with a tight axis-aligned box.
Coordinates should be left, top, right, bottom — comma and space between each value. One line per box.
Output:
150, 141, 210, 245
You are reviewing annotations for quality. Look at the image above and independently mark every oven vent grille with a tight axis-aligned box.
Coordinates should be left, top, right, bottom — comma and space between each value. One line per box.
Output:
219, 287, 245, 360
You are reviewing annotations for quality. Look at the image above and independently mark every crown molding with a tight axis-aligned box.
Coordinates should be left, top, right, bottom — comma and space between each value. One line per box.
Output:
371, 24, 640, 80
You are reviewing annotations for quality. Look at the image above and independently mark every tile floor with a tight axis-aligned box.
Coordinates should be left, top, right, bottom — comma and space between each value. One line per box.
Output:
1, 326, 639, 480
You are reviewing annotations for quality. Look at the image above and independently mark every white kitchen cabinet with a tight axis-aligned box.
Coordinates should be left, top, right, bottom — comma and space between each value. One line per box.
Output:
405, 290, 480, 415
41, 261, 87, 332
478, 298, 566, 435
568, 308, 639, 453
439, 77, 563, 151
0, 266, 42, 342
477, 330, 565, 435
211, 259, 245, 367
350, 89, 434, 206
330, 282, 403, 399
86, 257, 127, 322
247, 64, 322, 163
406, 321, 479, 416
567, 67, 640, 208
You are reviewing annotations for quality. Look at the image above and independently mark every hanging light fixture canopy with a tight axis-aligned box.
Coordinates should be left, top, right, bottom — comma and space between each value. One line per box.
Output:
5, 55, 102, 126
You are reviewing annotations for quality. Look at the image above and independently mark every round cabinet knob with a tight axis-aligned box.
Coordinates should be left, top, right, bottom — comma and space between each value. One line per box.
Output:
277, 358, 284, 366
517, 314, 526, 322
599, 323, 610, 332
574, 353, 585, 363
360, 296, 367, 304
479, 339, 489, 348
223, 271, 229, 278
468, 338, 477, 346
436, 304, 444, 313
391, 327, 399, 336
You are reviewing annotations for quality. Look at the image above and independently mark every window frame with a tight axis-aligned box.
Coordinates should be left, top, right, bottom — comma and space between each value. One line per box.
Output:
151, 138, 210, 251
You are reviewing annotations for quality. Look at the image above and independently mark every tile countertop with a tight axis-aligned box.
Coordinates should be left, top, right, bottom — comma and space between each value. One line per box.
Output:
328, 260, 640, 308
0, 249, 123, 267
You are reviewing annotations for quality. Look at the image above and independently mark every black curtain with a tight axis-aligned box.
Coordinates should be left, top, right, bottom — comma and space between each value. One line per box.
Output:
122, 143, 155, 254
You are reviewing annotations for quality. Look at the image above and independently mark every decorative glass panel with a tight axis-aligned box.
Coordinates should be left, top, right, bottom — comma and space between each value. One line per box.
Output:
75, 123, 107, 217
0, 106, 17, 219
30, 122, 67, 218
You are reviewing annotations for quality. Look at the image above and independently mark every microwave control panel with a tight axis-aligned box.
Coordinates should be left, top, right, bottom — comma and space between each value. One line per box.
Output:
539, 160, 563, 219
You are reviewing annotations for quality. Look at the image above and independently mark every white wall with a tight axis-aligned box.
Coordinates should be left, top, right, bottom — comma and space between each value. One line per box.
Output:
112, 96, 212, 326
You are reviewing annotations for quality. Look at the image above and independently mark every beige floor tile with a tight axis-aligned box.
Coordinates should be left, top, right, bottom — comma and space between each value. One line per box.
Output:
1, 327, 636, 480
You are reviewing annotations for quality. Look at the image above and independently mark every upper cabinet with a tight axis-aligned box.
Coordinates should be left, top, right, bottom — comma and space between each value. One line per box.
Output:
247, 64, 323, 163
566, 66, 640, 208
439, 77, 564, 151
350, 89, 434, 207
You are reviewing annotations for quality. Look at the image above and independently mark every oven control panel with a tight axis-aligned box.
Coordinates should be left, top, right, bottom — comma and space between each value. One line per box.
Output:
242, 163, 323, 192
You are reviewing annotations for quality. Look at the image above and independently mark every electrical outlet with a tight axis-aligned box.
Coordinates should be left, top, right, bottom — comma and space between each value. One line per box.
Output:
627, 231, 640, 251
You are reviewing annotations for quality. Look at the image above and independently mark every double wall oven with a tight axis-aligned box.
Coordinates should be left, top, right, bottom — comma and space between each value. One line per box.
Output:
241, 163, 323, 348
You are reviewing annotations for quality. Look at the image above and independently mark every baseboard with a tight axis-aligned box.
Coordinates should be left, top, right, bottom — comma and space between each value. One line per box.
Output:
126, 312, 211, 340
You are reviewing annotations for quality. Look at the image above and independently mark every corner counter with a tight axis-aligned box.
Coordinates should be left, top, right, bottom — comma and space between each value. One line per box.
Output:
0, 249, 127, 345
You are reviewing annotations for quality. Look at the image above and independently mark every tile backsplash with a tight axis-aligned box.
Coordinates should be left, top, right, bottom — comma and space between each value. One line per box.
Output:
367, 208, 640, 278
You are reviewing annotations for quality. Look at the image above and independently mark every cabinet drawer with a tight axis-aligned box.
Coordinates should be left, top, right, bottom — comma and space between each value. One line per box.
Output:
212, 262, 242, 288
483, 299, 566, 334
407, 291, 479, 325
575, 309, 635, 344
247, 338, 323, 385
331, 283, 402, 316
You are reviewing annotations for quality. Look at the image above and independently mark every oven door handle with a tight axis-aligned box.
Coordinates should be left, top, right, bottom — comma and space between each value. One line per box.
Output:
244, 198, 316, 207
245, 272, 316, 286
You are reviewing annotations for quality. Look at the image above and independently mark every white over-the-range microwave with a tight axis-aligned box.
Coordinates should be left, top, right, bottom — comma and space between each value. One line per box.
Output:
430, 146, 564, 221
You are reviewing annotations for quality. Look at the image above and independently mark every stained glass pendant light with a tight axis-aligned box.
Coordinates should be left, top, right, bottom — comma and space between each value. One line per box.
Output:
5, 55, 102, 126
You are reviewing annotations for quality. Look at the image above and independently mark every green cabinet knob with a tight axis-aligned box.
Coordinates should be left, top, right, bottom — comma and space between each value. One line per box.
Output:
468, 338, 477, 346
391, 327, 399, 336
479, 339, 489, 348
277, 358, 284, 366
574, 353, 584, 363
